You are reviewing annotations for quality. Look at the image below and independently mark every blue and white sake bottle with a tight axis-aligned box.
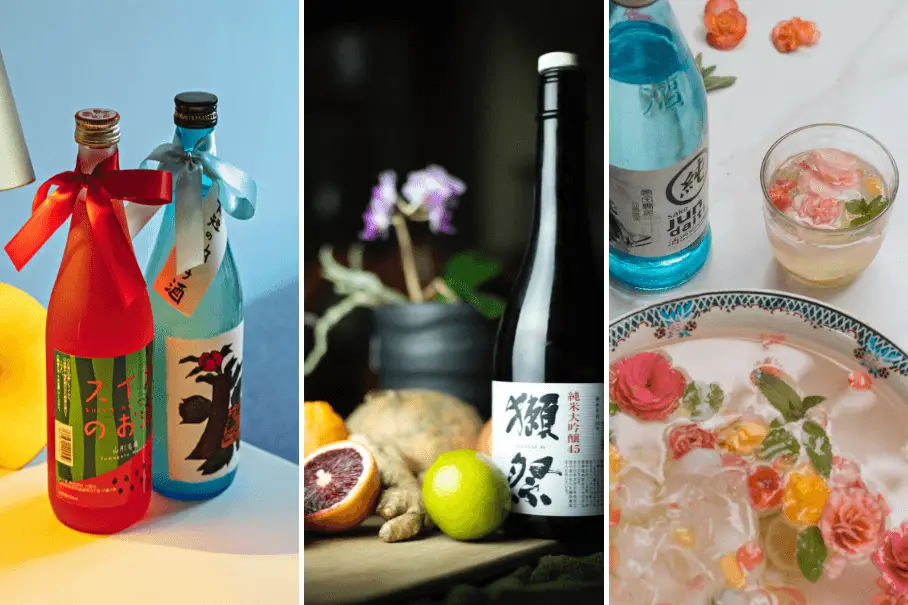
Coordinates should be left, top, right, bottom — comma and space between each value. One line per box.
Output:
127, 92, 257, 500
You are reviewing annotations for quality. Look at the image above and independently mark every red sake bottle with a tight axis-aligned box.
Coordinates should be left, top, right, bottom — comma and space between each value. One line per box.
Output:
5, 109, 172, 533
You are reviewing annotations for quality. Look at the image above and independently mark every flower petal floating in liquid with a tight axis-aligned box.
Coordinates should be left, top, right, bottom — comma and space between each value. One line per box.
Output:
610, 352, 687, 422
820, 487, 884, 560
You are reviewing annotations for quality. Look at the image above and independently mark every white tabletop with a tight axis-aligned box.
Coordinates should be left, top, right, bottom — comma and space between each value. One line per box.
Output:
0, 443, 299, 605
610, 0, 908, 345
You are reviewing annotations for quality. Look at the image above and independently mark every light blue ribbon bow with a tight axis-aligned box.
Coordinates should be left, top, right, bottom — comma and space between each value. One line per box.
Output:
140, 133, 257, 273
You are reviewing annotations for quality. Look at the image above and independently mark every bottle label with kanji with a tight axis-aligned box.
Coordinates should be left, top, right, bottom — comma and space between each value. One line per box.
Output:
53, 342, 153, 507
491, 381, 604, 517
609, 140, 709, 258
152, 184, 228, 317
164, 322, 242, 482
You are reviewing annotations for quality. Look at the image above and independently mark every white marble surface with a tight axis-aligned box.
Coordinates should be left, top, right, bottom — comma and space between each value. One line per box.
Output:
610, 0, 908, 346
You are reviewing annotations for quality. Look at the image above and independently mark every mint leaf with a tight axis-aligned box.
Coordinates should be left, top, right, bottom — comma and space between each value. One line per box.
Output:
610, 402, 619, 417
682, 382, 719, 421
707, 383, 725, 413
845, 199, 868, 214
802, 395, 826, 414
802, 420, 833, 478
682, 382, 702, 416
770, 418, 785, 429
442, 251, 506, 319
696, 54, 737, 93
797, 526, 827, 583
846, 196, 889, 228
755, 371, 802, 422
761, 427, 800, 461
703, 75, 737, 92
868, 197, 889, 218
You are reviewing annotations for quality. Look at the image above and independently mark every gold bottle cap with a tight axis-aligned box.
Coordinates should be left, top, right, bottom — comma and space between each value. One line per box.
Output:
74, 108, 120, 148
174, 91, 218, 129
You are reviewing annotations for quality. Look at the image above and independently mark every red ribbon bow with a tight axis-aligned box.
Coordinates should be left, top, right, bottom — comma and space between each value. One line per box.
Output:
5, 164, 172, 305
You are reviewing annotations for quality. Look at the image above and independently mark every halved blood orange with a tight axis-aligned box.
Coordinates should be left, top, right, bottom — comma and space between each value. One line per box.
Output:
304, 440, 381, 533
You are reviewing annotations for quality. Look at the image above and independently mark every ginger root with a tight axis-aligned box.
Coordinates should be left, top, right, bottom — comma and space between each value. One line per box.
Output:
349, 433, 434, 542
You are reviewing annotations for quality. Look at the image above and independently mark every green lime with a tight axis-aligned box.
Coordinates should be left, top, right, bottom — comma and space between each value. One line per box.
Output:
422, 449, 511, 541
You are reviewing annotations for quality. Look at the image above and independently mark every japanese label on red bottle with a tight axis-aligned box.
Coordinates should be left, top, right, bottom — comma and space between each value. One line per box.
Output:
152, 185, 228, 317
165, 322, 242, 482
610, 141, 709, 258
491, 381, 605, 517
53, 342, 152, 507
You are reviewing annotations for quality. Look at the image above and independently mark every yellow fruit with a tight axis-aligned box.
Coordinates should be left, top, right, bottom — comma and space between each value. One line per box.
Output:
762, 514, 801, 574
0, 283, 47, 470
422, 449, 511, 541
304, 440, 380, 533
304, 400, 349, 457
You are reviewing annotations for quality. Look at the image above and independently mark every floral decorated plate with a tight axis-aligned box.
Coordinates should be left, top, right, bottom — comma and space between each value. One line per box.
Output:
609, 290, 908, 605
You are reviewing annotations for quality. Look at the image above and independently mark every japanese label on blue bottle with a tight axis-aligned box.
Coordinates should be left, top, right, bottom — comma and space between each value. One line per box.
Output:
152, 183, 229, 317
165, 322, 242, 482
610, 141, 709, 258
491, 381, 604, 517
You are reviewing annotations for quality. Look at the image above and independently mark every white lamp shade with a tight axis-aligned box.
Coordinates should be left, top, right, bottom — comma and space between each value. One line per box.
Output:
0, 49, 34, 192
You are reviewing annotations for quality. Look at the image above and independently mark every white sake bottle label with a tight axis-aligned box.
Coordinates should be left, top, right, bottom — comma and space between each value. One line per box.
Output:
491, 381, 605, 517
165, 322, 243, 483
610, 142, 709, 258
152, 182, 229, 317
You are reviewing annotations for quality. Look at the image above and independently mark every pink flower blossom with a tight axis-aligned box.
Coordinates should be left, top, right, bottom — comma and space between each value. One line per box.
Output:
849, 371, 873, 391
667, 424, 716, 459
811, 148, 861, 190
761, 333, 785, 348
829, 456, 869, 491
874, 522, 908, 594
610, 352, 686, 422
797, 192, 843, 226
874, 578, 908, 605
768, 179, 797, 211
825, 554, 848, 580
821, 487, 884, 559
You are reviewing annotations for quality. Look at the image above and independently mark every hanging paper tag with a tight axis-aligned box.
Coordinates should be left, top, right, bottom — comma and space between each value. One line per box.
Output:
152, 182, 228, 317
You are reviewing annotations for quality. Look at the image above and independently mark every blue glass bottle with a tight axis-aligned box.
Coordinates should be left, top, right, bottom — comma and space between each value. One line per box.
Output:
145, 93, 244, 500
609, 0, 711, 291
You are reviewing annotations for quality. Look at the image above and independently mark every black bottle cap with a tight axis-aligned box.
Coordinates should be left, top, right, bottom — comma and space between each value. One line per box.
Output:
174, 91, 218, 128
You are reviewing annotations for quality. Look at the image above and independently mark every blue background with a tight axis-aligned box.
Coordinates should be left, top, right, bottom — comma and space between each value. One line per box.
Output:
0, 0, 299, 463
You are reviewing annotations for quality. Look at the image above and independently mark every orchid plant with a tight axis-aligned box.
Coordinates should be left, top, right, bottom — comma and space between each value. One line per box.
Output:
304, 165, 505, 376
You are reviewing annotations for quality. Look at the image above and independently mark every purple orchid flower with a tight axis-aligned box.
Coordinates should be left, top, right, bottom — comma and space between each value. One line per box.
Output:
360, 170, 399, 241
401, 165, 466, 234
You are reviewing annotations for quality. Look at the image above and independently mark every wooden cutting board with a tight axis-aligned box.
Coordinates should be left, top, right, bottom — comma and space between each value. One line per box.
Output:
304, 516, 560, 604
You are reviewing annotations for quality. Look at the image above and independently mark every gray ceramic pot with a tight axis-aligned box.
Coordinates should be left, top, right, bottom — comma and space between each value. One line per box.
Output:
371, 303, 495, 419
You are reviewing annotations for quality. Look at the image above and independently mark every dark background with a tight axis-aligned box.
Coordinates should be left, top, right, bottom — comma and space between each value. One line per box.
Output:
304, 0, 604, 417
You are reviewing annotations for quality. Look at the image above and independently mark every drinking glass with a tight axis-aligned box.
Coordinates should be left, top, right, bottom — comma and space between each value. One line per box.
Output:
761, 123, 899, 287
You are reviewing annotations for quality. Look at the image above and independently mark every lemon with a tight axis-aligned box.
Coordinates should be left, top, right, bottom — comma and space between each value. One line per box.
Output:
761, 513, 801, 575
422, 449, 511, 540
